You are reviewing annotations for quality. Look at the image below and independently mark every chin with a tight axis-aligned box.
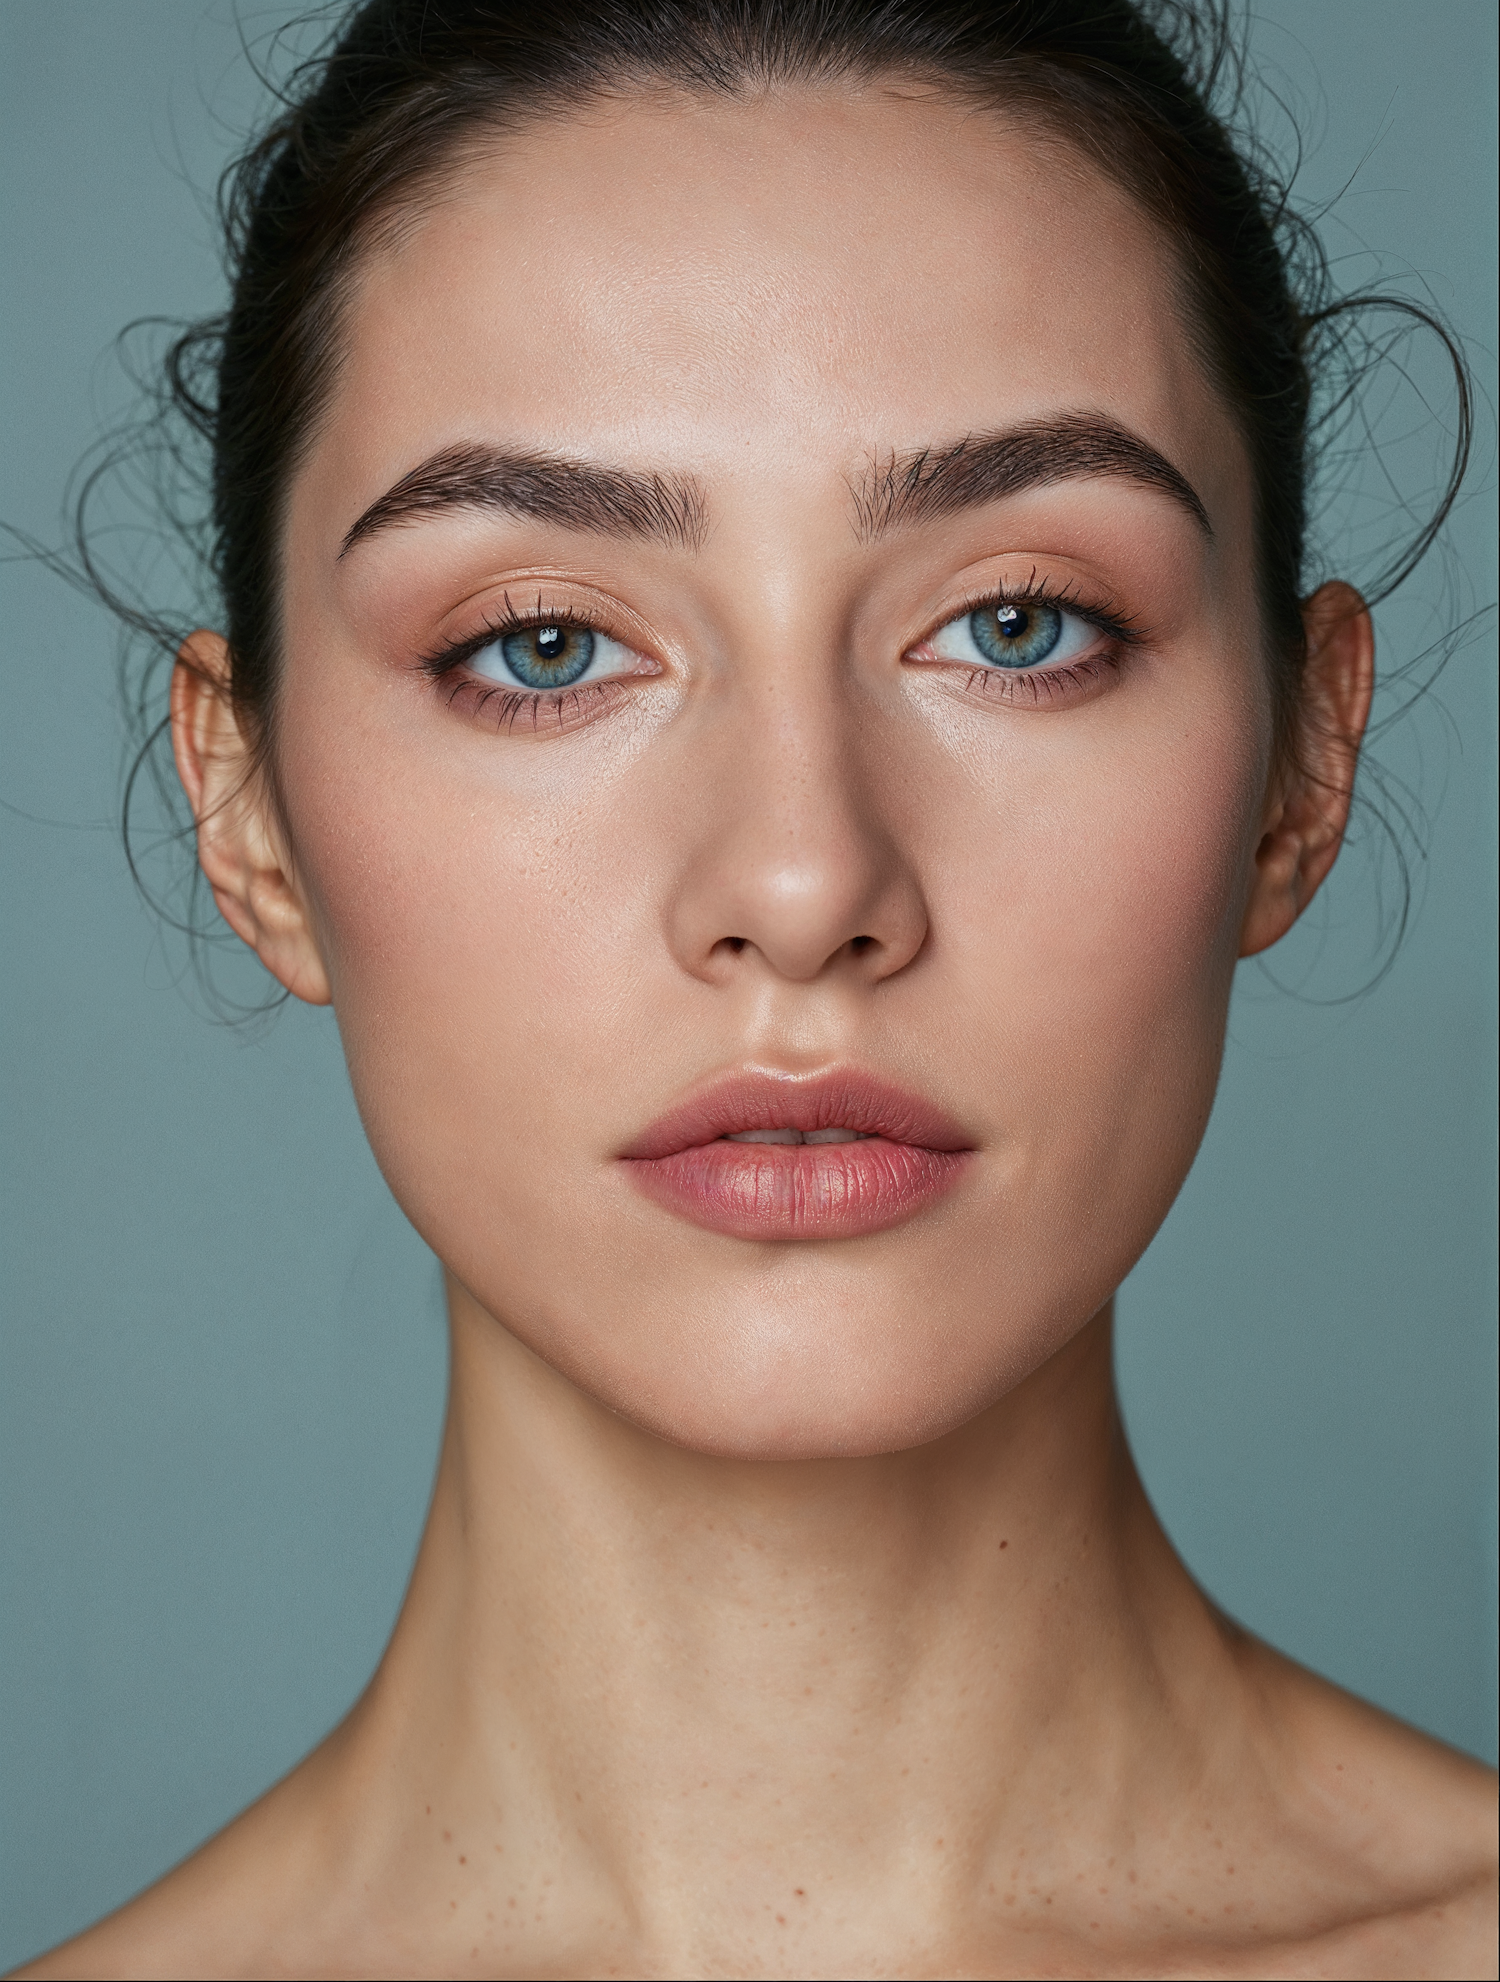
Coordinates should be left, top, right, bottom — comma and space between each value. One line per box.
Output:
512, 1272, 1088, 1463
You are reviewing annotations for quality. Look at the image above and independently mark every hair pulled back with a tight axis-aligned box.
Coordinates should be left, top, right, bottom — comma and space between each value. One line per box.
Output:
56, 0, 1472, 991
194, 0, 1326, 742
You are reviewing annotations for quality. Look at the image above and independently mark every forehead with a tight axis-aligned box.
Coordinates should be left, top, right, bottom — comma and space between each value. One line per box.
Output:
302, 84, 1242, 523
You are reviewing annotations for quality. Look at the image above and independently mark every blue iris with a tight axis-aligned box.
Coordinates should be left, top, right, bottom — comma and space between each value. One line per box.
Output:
968, 602, 1063, 668
500, 624, 596, 688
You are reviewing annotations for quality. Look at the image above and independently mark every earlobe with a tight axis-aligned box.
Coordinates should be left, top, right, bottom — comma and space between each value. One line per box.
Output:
170, 633, 333, 1006
1238, 581, 1375, 959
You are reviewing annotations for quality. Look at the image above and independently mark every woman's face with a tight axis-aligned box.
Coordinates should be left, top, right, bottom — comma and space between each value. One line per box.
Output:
271, 84, 1270, 1457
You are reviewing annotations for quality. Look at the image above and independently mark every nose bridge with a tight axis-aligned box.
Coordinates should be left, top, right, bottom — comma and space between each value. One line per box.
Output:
665, 657, 927, 986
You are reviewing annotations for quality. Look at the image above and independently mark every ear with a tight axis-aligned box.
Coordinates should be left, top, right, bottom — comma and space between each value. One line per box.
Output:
171, 632, 332, 1005
1239, 581, 1376, 959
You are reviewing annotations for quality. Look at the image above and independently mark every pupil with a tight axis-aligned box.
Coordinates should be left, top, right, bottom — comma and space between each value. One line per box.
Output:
536, 627, 565, 658
995, 606, 1027, 639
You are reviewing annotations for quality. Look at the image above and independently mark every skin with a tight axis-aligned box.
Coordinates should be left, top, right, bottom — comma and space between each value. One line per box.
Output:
20, 81, 1495, 1982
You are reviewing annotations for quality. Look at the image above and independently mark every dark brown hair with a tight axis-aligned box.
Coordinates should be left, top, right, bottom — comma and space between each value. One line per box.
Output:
58, 0, 1475, 987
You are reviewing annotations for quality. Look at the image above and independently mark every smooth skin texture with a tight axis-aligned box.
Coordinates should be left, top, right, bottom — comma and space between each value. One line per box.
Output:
22, 83, 1495, 1981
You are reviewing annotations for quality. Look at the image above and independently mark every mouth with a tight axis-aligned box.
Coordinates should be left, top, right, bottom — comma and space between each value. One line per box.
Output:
620, 1069, 973, 1242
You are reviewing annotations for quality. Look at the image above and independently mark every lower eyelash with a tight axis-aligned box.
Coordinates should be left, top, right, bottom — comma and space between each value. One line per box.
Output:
960, 651, 1123, 704
424, 579, 1133, 726
442, 675, 630, 732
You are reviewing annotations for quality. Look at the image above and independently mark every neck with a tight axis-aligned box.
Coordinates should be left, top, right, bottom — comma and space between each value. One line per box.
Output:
329, 1280, 1248, 1967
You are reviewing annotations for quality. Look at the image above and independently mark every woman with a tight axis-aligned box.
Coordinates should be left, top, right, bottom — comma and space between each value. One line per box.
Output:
17, 0, 1496, 1975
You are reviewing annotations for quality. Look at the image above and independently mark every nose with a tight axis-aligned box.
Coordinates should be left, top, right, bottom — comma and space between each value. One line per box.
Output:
663, 675, 929, 987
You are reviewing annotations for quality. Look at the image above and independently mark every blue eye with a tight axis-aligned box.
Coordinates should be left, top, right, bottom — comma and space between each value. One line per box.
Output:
926, 599, 1096, 671
970, 602, 1060, 666
470, 622, 635, 690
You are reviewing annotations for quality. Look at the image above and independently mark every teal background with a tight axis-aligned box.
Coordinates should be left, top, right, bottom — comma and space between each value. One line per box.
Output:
1, 2, 1495, 1966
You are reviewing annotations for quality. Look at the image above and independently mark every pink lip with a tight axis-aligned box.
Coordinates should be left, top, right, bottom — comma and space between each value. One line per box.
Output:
620, 1069, 974, 1242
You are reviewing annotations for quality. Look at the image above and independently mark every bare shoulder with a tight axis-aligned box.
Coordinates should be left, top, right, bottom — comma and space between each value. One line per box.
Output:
12, 1650, 1495, 1982
7, 1747, 358, 1982
1245, 1637, 1498, 1979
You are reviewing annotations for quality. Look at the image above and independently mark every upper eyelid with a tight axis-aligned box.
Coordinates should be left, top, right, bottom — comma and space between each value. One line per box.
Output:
420, 594, 640, 675
420, 574, 1141, 677
918, 582, 1144, 652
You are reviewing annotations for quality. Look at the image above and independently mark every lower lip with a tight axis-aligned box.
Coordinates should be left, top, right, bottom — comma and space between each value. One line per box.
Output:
624, 1137, 970, 1241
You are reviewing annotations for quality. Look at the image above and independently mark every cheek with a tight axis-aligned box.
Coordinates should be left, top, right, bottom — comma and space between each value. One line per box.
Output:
1001, 713, 1258, 1006
271, 684, 658, 1226
933, 679, 1267, 1243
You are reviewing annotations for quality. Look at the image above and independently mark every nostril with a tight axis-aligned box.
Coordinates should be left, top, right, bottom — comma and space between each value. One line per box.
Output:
724, 937, 747, 954
850, 935, 876, 954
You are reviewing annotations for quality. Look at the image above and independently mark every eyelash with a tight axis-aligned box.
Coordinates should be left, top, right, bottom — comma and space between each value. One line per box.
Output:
929, 573, 1144, 705
417, 574, 1144, 729
418, 593, 635, 732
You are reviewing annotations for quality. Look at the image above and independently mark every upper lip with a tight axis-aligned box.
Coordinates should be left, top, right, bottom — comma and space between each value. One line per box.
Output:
620, 1068, 973, 1161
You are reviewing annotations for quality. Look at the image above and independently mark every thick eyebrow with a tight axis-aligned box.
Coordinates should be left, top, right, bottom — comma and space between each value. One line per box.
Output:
338, 441, 708, 558
852, 414, 1211, 541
